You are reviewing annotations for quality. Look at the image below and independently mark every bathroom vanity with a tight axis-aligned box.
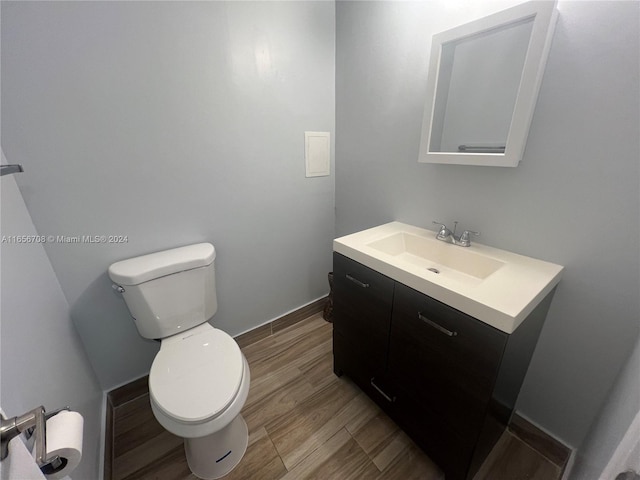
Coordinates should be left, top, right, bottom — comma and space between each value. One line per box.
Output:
332, 222, 563, 480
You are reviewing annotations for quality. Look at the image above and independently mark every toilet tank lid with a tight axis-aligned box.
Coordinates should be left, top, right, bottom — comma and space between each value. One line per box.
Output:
108, 243, 215, 286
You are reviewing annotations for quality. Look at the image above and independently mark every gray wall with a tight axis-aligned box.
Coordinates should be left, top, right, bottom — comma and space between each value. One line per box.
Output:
335, 0, 639, 451
3, 0, 639, 469
2, 1, 336, 390
1, 171, 103, 479
571, 336, 640, 479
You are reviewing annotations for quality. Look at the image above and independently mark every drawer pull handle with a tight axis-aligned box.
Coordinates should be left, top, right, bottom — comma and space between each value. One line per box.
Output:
346, 274, 370, 288
370, 377, 396, 403
418, 312, 458, 337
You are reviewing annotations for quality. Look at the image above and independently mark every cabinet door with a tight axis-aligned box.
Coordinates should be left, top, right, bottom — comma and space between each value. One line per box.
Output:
332, 253, 394, 396
388, 283, 507, 443
393, 386, 474, 480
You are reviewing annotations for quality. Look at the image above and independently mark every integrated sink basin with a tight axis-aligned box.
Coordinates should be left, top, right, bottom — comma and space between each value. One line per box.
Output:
333, 222, 563, 333
367, 231, 505, 281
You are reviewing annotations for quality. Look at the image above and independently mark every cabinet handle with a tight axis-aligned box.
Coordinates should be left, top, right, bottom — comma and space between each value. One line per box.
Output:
346, 274, 370, 288
418, 312, 458, 337
370, 377, 396, 403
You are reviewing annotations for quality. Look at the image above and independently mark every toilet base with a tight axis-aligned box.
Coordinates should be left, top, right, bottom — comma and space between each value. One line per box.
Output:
184, 414, 249, 480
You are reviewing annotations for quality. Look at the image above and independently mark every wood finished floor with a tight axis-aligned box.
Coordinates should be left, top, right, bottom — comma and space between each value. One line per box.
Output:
110, 313, 562, 480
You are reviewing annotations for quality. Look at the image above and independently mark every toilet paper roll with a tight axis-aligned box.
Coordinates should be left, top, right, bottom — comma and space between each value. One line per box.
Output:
38, 411, 84, 480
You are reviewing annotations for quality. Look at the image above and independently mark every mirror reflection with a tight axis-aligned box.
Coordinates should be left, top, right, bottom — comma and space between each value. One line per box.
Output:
429, 18, 534, 154
418, 1, 558, 167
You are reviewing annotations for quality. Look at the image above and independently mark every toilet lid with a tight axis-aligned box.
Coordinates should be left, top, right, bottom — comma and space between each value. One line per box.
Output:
149, 327, 243, 424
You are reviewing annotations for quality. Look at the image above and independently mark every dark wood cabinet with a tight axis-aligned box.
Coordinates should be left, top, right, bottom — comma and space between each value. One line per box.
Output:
332, 252, 555, 480
389, 283, 507, 441
332, 252, 395, 405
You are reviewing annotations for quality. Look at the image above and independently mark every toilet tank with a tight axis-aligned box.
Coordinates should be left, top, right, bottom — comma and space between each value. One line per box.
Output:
108, 243, 217, 340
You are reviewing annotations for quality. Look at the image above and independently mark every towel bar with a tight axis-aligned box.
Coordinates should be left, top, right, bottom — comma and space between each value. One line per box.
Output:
457, 145, 506, 153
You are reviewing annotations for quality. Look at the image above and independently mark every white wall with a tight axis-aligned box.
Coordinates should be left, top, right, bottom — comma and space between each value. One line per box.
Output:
1, 1, 336, 390
335, 0, 639, 451
0, 172, 103, 480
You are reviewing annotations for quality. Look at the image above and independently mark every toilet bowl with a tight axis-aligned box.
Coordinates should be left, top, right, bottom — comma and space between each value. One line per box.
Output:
149, 323, 251, 479
108, 243, 250, 479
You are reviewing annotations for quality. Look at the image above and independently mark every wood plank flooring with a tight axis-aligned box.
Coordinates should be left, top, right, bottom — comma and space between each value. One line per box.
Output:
108, 313, 563, 480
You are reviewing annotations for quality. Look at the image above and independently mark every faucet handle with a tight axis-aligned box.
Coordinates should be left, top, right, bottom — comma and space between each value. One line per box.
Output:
458, 230, 480, 247
432, 221, 452, 239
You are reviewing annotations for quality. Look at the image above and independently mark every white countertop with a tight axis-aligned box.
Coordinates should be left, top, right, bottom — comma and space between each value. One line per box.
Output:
333, 222, 563, 334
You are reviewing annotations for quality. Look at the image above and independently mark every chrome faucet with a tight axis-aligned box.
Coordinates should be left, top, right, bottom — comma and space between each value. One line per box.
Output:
432, 221, 480, 247
433, 221, 455, 243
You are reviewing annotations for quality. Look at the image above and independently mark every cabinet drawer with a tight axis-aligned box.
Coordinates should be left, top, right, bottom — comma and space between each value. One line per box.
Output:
389, 283, 507, 437
333, 253, 394, 344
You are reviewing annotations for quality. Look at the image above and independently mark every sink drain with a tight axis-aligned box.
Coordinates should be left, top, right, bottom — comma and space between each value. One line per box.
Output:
427, 267, 440, 274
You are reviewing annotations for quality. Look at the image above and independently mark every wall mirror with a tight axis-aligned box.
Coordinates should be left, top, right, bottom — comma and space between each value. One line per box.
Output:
418, 1, 557, 167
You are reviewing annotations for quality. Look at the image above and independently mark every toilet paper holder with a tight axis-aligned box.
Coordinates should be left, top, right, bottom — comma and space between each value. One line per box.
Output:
0, 405, 70, 473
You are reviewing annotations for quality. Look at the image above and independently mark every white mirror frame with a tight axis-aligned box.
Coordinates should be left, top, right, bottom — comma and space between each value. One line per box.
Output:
418, 1, 558, 167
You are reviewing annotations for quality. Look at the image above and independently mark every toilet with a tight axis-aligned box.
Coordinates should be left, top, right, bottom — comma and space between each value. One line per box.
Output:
108, 243, 250, 480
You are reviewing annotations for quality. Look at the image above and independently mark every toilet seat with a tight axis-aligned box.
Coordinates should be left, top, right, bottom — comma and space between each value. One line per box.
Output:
149, 323, 244, 425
